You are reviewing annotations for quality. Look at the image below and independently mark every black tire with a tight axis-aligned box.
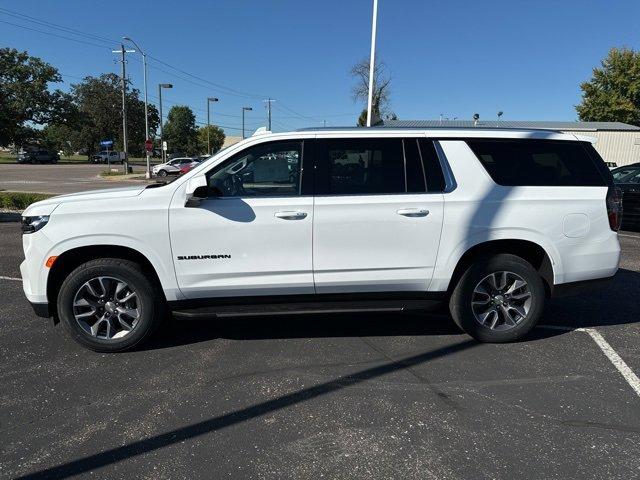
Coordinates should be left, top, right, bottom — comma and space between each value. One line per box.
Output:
449, 254, 545, 343
57, 258, 166, 352
158, 169, 168, 177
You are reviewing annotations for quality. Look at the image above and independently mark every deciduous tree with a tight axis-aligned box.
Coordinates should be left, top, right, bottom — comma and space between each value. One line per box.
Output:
577, 47, 640, 125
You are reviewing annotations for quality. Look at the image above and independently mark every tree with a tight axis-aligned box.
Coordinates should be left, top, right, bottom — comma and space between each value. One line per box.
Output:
70, 73, 159, 156
576, 47, 640, 125
42, 123, 80, 157
163, 105, 199, 155
198, 125, 226, 155
351, 56, 391, 126
0, 48, 72, 148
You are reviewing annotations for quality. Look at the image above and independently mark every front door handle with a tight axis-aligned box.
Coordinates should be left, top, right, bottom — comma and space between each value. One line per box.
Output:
397, 208, 429, 217
274, 211, 307, 220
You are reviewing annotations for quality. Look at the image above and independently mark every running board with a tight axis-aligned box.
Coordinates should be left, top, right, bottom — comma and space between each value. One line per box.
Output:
171, 299, 441, 319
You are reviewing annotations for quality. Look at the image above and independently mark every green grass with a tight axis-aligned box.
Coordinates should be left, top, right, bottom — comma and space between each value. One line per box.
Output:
0, 192, 53, 210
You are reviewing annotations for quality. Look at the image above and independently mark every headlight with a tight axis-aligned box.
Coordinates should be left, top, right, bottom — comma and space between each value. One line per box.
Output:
21, 215, 50, 234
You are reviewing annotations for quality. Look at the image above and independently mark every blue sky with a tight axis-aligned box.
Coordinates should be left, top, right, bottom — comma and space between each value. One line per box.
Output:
2, 0, 639, 135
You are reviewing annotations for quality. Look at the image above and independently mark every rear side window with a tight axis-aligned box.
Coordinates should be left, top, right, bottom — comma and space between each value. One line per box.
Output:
467, 140, 607, 187
418, 139, 446, 192
315, 138, 406, 195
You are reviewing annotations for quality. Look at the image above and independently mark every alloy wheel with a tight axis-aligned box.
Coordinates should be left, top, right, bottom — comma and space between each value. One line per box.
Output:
471, 271, 532, 331
72, 276, 140, 340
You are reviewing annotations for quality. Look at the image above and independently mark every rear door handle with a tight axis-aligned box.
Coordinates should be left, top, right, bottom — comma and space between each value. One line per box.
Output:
274, 211, 307, 220
397, 208, 429, 217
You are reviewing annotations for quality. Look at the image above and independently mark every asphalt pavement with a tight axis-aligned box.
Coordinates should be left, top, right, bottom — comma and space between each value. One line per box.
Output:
0, 164, 153, 195
1, 223, 639, 479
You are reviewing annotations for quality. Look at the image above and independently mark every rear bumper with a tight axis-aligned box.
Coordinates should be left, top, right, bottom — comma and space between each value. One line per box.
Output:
551, 275, 614, 298
29, 301, 51, 318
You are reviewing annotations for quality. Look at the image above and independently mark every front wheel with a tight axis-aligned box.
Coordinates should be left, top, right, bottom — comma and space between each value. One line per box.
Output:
157, 169, 168, 177
449, 254, 545, 343
57, 258, 166, 352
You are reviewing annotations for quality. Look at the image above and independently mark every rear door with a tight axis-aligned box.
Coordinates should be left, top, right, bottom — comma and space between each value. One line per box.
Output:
312, 136, 445, 293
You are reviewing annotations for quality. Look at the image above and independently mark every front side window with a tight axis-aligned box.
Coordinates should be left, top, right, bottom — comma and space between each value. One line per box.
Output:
207, 141, 302, 197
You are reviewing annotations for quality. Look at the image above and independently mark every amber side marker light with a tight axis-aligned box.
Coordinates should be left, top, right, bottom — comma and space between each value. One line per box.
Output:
45, 256, 58, 268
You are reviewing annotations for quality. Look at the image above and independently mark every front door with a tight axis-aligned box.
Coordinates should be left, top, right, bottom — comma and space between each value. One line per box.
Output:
312, 137, 445, 293
169, 140, 314, 299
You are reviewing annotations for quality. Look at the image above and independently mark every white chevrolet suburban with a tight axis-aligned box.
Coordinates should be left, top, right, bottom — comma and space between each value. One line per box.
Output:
20, 128, 622, 352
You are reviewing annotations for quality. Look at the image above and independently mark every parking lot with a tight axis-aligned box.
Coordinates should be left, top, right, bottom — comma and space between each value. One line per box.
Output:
0, 222, 639, 479
0, 163, 152, 195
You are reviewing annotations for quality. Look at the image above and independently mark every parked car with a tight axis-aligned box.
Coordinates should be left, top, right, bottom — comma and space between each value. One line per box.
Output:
611, 163, 640, 230
20, 127, 621, 352
17, 149, 59, 164
91, 151, 122, 164
179, 159, 202, 175
152, 157, 195, 177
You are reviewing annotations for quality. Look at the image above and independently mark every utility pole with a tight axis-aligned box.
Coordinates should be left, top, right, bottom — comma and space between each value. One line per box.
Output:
263, 98, 275, 131
207, 97, 219, 155
366, 0, 379, 127
158, 83, 173, 162
113, 44, 135, 172
123, 37, 150, 178
242, 107, 253, 139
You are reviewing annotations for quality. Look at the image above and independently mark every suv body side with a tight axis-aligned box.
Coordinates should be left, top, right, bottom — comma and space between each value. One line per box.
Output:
21, 129, 620, 313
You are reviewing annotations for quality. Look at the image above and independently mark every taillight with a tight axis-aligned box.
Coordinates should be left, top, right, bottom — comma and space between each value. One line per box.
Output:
606, 186, 623, 231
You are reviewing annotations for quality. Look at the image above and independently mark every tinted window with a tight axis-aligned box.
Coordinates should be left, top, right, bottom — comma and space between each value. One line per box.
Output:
418, 139, 446, 192
403, 139, 426, 193
316, 138, 405, 195
467, 140, 607, 187
613, 167, 640, 183
207, 141, 302, 197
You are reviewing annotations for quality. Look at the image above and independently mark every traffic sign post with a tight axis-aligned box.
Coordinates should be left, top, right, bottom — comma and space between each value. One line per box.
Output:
100, 140, 113, 168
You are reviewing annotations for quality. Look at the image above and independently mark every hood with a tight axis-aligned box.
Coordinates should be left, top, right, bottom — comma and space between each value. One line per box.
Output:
23, 185, 147, 217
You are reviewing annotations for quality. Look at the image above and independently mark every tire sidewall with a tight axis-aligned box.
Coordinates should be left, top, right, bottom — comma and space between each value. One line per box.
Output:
450, 254, 545, 343
57, 260, 160, 352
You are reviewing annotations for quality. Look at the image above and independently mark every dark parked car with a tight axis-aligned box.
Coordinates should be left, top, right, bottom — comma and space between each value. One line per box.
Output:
17, 149, 59, 164
612, 163, 640, 230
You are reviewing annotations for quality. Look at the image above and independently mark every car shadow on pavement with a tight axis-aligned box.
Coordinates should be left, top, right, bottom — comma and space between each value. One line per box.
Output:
544, 268, 640, 329
141, 268, 640, 351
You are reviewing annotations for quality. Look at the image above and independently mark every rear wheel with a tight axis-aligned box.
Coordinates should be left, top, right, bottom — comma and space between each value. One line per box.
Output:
449, 254, 545, 343
57, 258, 166, 352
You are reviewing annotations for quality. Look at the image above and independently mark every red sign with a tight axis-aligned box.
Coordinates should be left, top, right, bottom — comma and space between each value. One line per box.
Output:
145, 139, 153, 152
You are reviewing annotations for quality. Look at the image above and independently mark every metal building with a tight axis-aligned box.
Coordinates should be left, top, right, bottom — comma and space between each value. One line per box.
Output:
380, 120, 640, 167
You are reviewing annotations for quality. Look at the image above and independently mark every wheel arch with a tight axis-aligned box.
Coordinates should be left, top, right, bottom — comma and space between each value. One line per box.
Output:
47, 245, 166, 310
446, 239, 554, 297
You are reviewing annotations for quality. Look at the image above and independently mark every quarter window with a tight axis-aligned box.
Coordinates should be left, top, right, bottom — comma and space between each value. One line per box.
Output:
207, 141, 302, 197
467, 140, 607, 187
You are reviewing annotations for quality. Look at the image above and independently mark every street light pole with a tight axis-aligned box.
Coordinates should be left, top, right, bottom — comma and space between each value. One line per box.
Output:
207, 97, 219, 155
242, 107, 253, 139
158, 83, 173, 162
366, 0, 379, 127
123, 36, 150, 178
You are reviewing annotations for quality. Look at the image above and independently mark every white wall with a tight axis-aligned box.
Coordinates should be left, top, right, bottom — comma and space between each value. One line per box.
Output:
563, 130, 640, 167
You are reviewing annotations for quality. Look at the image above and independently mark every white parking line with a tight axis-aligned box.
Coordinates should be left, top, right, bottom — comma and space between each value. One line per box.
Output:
619, 233, 640, 239
0, 275, 21, 282
538, 324, 640, 398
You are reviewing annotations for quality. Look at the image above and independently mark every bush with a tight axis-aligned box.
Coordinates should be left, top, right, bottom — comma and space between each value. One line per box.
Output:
0, 192, 52, 211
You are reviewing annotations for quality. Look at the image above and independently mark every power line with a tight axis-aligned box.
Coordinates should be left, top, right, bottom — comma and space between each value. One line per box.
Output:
0, 7, 119, 46
0, 19, 111, 50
